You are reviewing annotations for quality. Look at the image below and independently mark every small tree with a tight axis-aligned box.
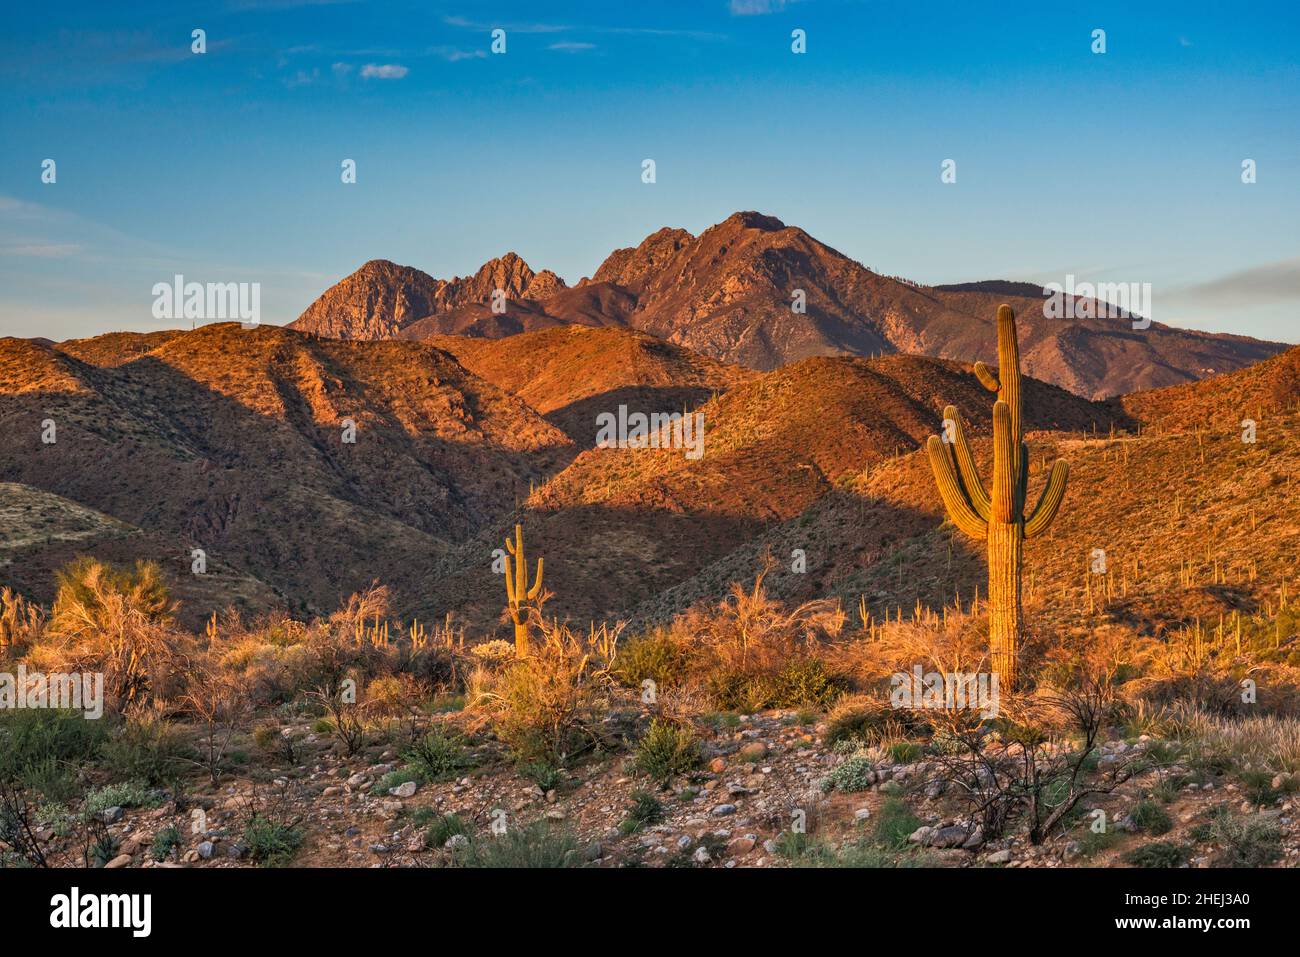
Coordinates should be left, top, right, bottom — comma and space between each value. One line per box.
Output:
178, 659, 251, 786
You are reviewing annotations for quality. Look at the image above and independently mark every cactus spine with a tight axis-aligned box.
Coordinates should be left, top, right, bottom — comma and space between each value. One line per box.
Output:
926, 305, 1070, 687
503, 523, 544, 656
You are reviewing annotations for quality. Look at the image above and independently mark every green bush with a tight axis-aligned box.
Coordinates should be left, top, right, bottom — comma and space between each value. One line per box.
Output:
404, 728, 473, 782
244, 814, 304, 866
826, 755, 875, 792
150, 824, 183, 862
372, 768, 421, 795
619, 790, 664, 834
872, 797, 922, 850
614, 632, 693, 692
708, 658, 847, 712
1130, 799, 1173, 835
519, 761, 562, 793
1122, 841, 1191, 868
424, 813, 470, 849
1196, 808, 1282, 867
450, 821, 578, 868
0, 709, 107, 801
634, 719, 701, 787
81, 780, 157, 821
101, 713, 194, 787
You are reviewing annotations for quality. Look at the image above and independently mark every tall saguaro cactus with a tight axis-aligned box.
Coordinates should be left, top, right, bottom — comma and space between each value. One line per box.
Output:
503, 523, 544, 656
926, 305, 1070, 687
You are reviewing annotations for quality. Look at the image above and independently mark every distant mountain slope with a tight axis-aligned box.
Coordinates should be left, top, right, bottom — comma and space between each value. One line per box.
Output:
289, 212, 1286, 400
414, 353, 1116, 628
0, 324, 573, 624
428, 325, 753, 442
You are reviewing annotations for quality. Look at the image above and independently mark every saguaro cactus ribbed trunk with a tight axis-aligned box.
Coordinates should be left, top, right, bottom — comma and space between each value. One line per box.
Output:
503, 523, 544, 657
926, 305, 1070, 687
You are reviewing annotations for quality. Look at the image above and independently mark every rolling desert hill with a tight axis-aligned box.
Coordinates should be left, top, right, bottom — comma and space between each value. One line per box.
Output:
427, 325, 753, 443
626, 345, 1300, 662
2, 319, 1295, 654
288, 212, 1287, 400
0, 324, 573, 625
411, 352, 1118, 628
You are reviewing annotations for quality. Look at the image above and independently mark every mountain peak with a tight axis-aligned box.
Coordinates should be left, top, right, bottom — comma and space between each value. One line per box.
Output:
720, 210, 787, 232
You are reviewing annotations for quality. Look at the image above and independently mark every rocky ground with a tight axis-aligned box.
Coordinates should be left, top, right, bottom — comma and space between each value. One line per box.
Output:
37, 696, 1300, 870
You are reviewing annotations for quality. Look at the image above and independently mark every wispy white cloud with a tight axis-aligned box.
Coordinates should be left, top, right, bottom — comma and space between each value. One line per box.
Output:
443, 15, 567, 34
548, 41, 596, 53
1, 242, 83, 258
429, 47, 486, 63
359, 63, 409, 79
442, 14, 724, 41
1168, 257, 1300, 306
730, 0, 787, 14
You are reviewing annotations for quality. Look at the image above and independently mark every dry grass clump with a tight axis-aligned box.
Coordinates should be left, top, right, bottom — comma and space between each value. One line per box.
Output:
470, 619, 618, 764
0, 587, 44, 653
24, 556, 188, 712
617, 573, 851, 711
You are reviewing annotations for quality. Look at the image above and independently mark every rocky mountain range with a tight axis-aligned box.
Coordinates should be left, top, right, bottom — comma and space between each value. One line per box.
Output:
288, 211, 1288, 400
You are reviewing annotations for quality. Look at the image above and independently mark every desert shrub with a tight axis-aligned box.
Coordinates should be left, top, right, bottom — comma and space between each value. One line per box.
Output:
450, 821, 578, 868
614, 630, 693, 692
81, 780, 156, 820
634, 719, 701, 786
782, 836, 929, 868
619, 790, 664, 834
872, 797, 923, 850
1239, 769, 1283, 806
823, 697, 925, 748
0, 587, 44, 653
101, 710, 193, 786
373, 768, 421, 795
519, 760, 562, 793
1196, 808, 1282, 867
244, 814, 304, 866
0, 709, 107, 801
826, 754, 875, 792
1075, 826, 1122, 859
1122, 841, 1191, 868
424, 813, 470, 849
309, 680, 369, 756
150, 824, 183, 862
1129, 798, 1173, 835
480, 621, 609, 765
87, 828, 120, 868
691, 576, 850, 710
38, 557, 181, 712
178, 660, 252, 786
887, 741, 924, 763
404, 727, 473, 782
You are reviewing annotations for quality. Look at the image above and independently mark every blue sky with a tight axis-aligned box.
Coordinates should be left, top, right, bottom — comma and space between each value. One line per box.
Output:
1, 0, 1297, 342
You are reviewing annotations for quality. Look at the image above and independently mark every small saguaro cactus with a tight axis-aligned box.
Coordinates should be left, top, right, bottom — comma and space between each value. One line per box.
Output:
926, 305, 1070, 687
503, 523, 544, 656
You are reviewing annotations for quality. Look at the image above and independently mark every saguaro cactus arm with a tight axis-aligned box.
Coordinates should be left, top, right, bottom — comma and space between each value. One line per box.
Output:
1024, 460, 1070, 538
943, 405, 991, 520
927, 436, 989, 539
973, 362, 1000, 393
527, 557, 544, 600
